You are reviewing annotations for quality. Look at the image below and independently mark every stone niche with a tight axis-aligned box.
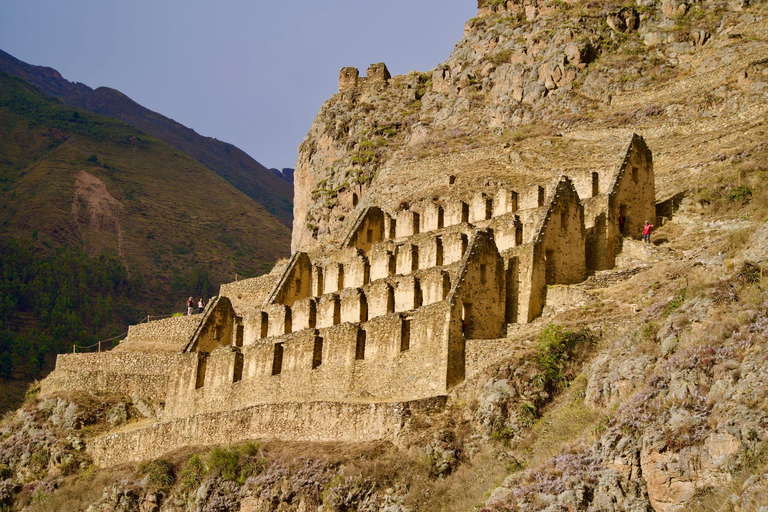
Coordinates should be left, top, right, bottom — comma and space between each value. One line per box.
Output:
345, 207, 386, 254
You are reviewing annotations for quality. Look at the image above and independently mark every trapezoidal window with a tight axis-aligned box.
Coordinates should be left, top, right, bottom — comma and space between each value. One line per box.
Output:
545, 249, 556, 285
195, 354, 208, 389
271, 343, 284, 376
400, 318, 411, 351
366, 229, 373, 243
591, 172, 599, 197
355, 329, 366, 360
312, 336, 323, 369
233, 351, 244, 383
260, 312, 269, 339
561, 210, 568, 230
294, 278, 302, 296
480, 264, 488, 284
235, 324, 244, 347
631, 166, 639, 183
462, 303, 472, 337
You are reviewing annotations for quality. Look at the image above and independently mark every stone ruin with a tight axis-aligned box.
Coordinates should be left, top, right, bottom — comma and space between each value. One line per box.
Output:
339, 63, 391, 93
41, 134, 655, 466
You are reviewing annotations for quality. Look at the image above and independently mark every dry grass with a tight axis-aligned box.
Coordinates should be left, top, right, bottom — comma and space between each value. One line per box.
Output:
512, 375, 602, 467
22, 466, 132, 512
405, 447, 509, 512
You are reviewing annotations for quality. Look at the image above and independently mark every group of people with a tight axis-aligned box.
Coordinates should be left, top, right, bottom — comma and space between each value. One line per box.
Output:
186, 297, 206, 315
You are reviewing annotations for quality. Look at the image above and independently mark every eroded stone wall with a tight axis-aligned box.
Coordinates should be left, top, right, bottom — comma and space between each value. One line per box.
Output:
41, 352, 176, 402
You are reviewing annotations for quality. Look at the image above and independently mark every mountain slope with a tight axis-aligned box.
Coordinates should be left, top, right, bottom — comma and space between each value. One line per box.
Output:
0, 49, 294, 225
0, 71, 291, 285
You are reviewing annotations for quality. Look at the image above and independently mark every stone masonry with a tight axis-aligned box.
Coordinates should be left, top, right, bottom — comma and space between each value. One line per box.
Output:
40, 134, 655, 467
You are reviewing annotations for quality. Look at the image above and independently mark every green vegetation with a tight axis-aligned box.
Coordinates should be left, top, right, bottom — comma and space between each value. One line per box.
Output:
0, 238, 140, 378
207, 444, 265, 485
664, 289, 687, 316
139, 459, 176, 488
487, 49, 512, 66
534, 325, 595, 393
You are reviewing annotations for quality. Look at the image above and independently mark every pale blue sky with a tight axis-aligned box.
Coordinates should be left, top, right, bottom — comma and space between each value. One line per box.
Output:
0, 0, 475, 169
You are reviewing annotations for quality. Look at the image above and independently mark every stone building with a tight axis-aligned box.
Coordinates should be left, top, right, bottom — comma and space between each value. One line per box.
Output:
40, 134, 655, 466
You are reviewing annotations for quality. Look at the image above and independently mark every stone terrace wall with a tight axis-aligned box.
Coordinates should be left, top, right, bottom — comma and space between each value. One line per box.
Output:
89, 396, 446, 467
41, 352, 176, 402
116, 316, 200, 352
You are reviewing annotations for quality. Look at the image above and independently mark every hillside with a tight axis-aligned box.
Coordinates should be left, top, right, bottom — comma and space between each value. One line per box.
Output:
0, 49, 295, 226
0, 71, 290, 380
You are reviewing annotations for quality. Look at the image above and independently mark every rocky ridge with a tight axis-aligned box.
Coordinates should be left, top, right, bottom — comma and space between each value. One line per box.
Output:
293, 0, 768, 252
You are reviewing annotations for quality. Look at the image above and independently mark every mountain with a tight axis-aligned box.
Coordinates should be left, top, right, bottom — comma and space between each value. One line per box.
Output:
0, 1, 767, 511
0, 49, 294, 226
0, 71, 291, 380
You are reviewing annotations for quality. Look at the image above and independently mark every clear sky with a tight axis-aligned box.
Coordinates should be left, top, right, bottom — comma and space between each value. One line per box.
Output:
0, 0, 476, 169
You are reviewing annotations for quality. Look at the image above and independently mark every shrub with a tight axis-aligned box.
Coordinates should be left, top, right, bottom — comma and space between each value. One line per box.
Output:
207, 444, 265, 486
736, 261, 761, 284
179, 454, 205, 490
534, 325, 595, 393
139, 458, 175, 488
728, 185, 752, 202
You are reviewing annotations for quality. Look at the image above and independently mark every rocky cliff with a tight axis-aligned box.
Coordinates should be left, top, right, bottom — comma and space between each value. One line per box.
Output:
293, 0, 767, 252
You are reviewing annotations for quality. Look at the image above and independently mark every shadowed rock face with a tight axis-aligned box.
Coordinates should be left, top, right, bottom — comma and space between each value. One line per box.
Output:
0, 49, 294, 226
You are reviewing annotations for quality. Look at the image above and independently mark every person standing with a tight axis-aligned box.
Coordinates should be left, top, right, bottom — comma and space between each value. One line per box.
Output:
642, 221, 654, 244
186, 297, 194, 315
197, 298, 205, 314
